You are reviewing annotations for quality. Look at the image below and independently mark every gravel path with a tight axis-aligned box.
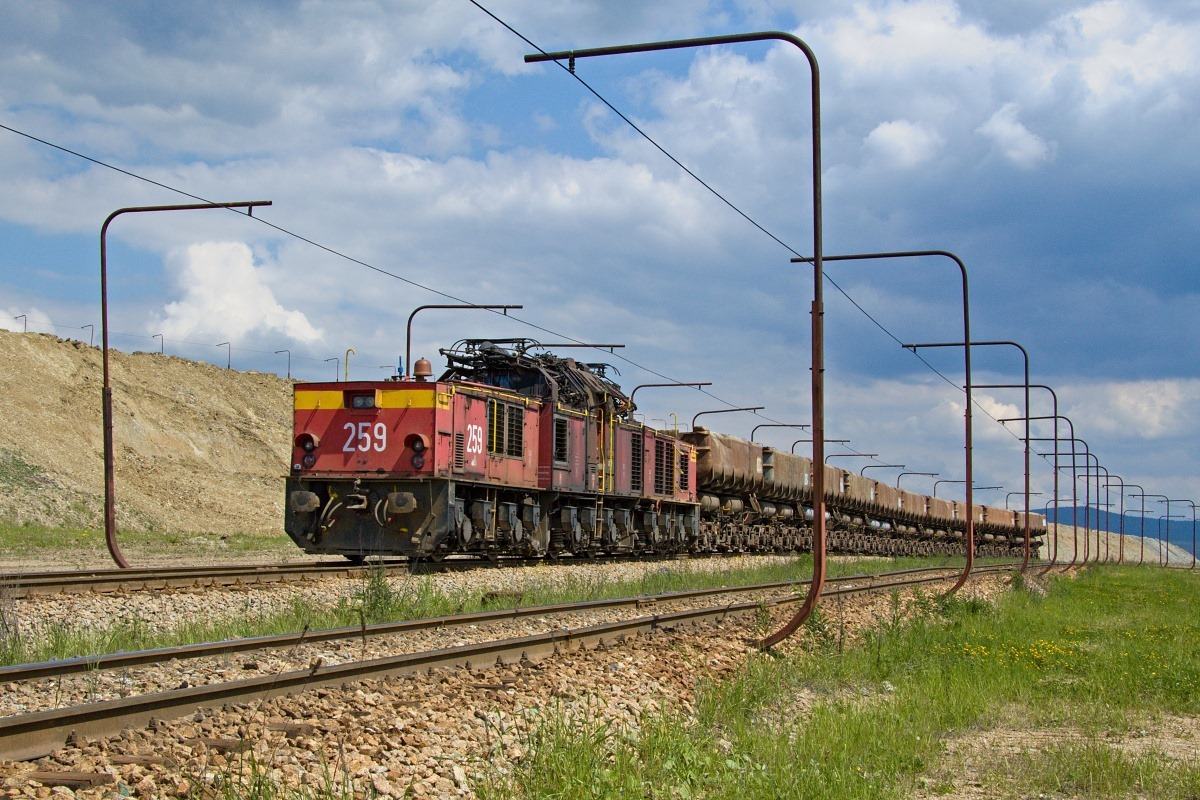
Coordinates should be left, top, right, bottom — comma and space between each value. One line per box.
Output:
4, 555, 806, 648
0, 572, 1013, 799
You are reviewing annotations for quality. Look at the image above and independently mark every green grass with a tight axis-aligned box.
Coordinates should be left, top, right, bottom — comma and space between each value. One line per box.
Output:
483, 566, 1200, 800
169, 752, 372, 800
0, 449, 47, 488
992, 741, 1200, 799
0, 521, 292, 556
0, 554, 983, 666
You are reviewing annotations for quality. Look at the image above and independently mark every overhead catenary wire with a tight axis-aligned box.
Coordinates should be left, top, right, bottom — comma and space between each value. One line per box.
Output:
0, 11, 1030, 470
464, 1, 1032, 450
0, 124, 824, 435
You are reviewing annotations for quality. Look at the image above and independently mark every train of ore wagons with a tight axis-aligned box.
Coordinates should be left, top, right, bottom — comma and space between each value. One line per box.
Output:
284, 339, 1046, 561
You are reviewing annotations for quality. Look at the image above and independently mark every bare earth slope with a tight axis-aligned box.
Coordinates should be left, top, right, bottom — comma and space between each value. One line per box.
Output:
0, 330, 290, 535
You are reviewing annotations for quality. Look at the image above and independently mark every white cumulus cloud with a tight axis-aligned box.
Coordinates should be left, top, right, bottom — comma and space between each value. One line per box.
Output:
154, 242, 322, 345
976, 103, 1054, 168
1064, 378, 1199, 439
864, 119, 944, 168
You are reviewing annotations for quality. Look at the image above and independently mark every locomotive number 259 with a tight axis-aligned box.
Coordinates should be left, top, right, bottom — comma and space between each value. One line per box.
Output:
342, 421, 387, 453
465, 424, 484, 454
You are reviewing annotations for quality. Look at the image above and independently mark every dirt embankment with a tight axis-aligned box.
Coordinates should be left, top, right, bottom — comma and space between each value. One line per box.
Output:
1043, 524, 1192, 565
0, 330, 291, 535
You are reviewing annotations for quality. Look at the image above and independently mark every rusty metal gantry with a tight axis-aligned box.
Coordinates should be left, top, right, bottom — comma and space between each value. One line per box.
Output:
994, 384, 1061, 574
1033, 433, 1098, 564
751, 423, 809, 442
1102, 474, 1127, 563
961, 340, 1033, 569
691, 406, 765, 430
628, 382, 712, 409
792, 250, 975, 594
527, 30, 825, 649
404, 304, 522, 379
1130, 493, 1169, 566
101, 200, 272, 569
1006, 413, 1081, 572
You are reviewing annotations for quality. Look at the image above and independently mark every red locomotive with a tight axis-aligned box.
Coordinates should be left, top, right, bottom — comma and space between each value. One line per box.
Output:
284, 339, 1044, 561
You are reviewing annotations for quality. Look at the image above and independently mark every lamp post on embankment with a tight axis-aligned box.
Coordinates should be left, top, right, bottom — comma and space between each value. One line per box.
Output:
100, 199, 271, 569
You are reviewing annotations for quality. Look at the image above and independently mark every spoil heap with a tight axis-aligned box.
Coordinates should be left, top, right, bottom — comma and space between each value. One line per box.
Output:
0, 330, 290, 535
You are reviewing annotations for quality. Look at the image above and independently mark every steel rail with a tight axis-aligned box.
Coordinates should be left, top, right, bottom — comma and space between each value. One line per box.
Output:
0, 564, 1010, 683
0, 552, 763, 598
0, 564, 1019, 761
0, 561, 409, 598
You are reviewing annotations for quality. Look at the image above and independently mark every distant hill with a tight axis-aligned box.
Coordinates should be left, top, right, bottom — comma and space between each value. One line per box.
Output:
0, 330, 290, 535
1039, 506, 1195, 557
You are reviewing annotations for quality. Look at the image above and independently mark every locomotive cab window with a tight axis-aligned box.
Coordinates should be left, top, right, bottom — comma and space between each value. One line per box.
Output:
487, 398, 524, 458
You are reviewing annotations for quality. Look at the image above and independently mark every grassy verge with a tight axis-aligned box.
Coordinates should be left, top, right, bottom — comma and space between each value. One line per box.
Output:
0, 521, 292, 558
486, 566, 1200, 800
1, 555, 985, 666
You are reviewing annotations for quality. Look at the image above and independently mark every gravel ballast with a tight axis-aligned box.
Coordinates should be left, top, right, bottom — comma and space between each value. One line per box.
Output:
0, 572, 1013, 799
5, 555, 806, 647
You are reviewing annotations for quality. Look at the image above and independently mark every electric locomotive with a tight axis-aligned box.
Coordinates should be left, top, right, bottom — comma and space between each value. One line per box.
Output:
283, 339, 1045, 560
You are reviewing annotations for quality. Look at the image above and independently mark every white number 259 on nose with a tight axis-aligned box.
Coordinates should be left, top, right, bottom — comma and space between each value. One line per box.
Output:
343, 421, 387, 453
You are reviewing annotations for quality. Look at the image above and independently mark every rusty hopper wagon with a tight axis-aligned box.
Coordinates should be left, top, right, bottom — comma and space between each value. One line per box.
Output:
284, 339, 1043, 561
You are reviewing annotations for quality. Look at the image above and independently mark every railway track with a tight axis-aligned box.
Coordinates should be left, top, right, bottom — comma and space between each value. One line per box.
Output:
0, 551, 760, 598
0, 562, 1019, 761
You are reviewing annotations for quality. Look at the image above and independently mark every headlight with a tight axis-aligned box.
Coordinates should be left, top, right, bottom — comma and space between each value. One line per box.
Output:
295, 433, 319, 452
411, 453, 425, 469
302, 453, 316, 468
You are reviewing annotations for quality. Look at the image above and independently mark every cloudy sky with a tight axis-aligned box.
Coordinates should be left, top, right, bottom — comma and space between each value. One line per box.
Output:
1, 0, 1197, 520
